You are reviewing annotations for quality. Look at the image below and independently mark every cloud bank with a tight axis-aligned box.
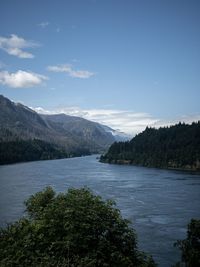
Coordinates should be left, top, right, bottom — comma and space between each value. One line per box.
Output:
47, 64, 95, 79
34, 106, 159, 135
33, 106, 200, 135
0, 34, 38, 58
0, 70, 48, 88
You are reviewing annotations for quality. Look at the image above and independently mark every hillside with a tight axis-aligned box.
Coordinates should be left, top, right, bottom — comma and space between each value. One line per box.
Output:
0, 139, 70, 165
41, 114, 115, 151
100, 122, 200, 171
0, 95, 128, 164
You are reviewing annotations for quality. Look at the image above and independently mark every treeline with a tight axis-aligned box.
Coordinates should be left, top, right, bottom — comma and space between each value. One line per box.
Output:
101, 122, 200, 171
0, 139, 91, 165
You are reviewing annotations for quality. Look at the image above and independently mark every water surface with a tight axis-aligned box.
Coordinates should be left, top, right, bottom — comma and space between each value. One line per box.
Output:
0, 155, 200, 266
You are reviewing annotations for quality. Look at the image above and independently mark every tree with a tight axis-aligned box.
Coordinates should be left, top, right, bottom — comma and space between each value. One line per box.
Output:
174, 219, 200, 267
0, 187, 156, 267
101, 122, 200, 171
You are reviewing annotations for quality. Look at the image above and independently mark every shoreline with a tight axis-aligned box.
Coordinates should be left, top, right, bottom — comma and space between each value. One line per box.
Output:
0, 153, 93, 167
100, 159, 200, 173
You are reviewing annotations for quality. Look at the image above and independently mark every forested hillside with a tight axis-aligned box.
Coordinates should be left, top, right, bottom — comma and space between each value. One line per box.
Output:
101, 122, 200, 171
0, 95, 128, 164
0, 139, 90, 165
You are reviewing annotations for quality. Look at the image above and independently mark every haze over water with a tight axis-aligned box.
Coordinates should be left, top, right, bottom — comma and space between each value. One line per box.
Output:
0, 155, 200, 267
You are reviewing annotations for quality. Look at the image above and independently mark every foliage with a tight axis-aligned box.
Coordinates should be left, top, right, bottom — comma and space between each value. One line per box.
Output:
0, 139, 70, 165
101, 122, 200, 171
174, 219, 200, 267
0, 187, 156, 267
0, 139, 92, 165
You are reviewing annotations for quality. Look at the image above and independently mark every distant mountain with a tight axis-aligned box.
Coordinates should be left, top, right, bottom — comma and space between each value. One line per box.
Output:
0, 95, 129, 164
99, 124, 131, 142
41, 114, 115, 150
41, 114, 129, 148
100, 122, 200, 171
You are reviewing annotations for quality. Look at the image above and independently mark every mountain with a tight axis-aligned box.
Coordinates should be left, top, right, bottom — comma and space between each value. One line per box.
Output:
0, 95, 77, 151
41, 114, 130, 145
41, 114, 116, 151
100, 125, 131, 142
0, 95, 128, 164
100, 122, 200, 171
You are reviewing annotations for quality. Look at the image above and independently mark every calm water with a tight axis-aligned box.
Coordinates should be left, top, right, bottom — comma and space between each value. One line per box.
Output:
0, 155, 200, 266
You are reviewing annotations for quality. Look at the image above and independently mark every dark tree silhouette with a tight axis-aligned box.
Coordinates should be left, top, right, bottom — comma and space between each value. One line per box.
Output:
101, 122, 200, 171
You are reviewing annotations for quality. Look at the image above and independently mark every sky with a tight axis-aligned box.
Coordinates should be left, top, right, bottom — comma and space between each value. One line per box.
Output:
0, 0, 199, 135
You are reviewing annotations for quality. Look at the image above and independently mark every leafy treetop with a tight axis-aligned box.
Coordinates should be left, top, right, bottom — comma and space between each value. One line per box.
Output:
0, 187, 156, 267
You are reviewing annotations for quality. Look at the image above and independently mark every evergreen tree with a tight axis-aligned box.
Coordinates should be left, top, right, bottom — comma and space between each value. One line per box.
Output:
174, 219, 200, 267
101, 122, 200, 171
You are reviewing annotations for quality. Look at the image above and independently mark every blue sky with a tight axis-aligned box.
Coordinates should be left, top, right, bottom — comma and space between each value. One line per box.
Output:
0, 0, 199, 134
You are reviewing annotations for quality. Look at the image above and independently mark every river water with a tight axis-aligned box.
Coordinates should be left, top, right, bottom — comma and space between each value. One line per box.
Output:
0, 155, 200, 266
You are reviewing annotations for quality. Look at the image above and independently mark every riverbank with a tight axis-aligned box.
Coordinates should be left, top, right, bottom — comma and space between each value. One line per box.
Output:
100, 158, 200, 173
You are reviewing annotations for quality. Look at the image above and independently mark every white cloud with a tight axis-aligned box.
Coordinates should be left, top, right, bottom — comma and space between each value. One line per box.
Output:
0, 70, 48, 88
47, 64, 95, 79
38, 22, 50, 28
47, 65, 71, 73
0, 34, 38, 58
33, 106, 159, 135
33, 106, 200, 135
155, 114, 200, 129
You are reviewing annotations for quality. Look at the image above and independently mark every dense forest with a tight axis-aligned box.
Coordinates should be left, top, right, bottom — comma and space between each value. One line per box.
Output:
0, 139, 90, 165
100, 122, 200, 171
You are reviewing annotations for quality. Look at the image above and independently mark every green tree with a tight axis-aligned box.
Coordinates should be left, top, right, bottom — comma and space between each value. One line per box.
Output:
174, 219, 200, 267
101, 122, 200, 171
0, 187, 156, 267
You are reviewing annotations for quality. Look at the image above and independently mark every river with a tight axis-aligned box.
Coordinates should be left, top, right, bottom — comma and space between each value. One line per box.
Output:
0, 155, 200, 266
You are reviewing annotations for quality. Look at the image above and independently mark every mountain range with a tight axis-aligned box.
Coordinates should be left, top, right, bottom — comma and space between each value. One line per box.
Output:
0, 95, 129, 164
